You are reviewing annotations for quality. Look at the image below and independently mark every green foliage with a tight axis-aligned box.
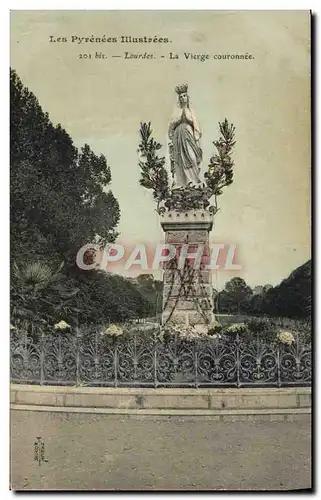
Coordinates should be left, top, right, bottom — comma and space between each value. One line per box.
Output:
218, 277, 253, 314
223, 323, 248, 336
217, 261, 311, 321
207, 321, 223, 335
135, 274, 163, 314
138, 119, 236, 211
66, 322, 161, 350
204, 118, 236, 196
217, 314, 311, 344
11, 265, 156, 331
262, 260, 311, 319
10, 68, 120, 266
138, 122, 169, 207
245, 316, 274, 334
244, 317, 277, 342
242, 316, 311, 343
260, 316, 311, 343
69, 269, 154, 325
10, 69, 158, 329
11, 260, 79, 334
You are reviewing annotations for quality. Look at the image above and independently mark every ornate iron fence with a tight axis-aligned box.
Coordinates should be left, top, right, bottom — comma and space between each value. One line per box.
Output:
10, 330, 311, 388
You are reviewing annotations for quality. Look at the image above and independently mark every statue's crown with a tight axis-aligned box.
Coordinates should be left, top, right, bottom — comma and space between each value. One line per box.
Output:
175, 83, 188, 95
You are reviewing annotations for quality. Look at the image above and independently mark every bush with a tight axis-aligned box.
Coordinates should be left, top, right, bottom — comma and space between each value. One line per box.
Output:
276, 330, 295, 346
242, 316, 311, 344
223, 322, 248, 336
245, 317, 273, 332
243, 317, 278, 342
208, 321, 223, 336
267, 317, 311, 343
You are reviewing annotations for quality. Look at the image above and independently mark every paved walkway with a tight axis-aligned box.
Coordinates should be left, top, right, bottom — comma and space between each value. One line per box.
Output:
10, 411, 311, 491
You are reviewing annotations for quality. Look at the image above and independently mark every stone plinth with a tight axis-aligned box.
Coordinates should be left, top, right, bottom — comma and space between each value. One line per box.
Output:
159, 209, 215, 326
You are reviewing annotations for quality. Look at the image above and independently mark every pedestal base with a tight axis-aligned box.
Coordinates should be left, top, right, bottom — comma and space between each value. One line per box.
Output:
160, 209, 215, 327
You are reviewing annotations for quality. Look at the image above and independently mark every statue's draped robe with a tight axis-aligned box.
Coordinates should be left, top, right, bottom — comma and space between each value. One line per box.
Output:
168, 107, 202, 187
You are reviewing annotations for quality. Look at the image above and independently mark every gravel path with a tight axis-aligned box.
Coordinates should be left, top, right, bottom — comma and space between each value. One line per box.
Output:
10, 411, 311, 491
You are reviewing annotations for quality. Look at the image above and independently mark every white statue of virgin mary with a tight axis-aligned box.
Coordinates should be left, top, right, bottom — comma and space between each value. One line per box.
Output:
168, 83, 203, 188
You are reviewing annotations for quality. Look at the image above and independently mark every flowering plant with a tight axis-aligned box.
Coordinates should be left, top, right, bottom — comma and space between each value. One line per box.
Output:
104, 324, 123, 337
54, 320, 70, 331
277, 330, 295, 346
165, 316, 183, 327
161, 323, 211, 342
224, 323, 247, 335
207, 320, 223, 336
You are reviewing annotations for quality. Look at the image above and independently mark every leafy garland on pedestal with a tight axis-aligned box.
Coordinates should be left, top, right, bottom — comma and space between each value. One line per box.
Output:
204, 119, 236, 196
138, 122, 169, 211
138, 119, 236, 213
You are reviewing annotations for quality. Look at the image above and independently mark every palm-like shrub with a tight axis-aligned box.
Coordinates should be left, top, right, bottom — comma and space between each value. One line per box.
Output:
11, 260, 79, 335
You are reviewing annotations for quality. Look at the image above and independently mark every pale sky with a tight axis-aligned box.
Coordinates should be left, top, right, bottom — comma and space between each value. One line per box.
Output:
10, 10, 311, 289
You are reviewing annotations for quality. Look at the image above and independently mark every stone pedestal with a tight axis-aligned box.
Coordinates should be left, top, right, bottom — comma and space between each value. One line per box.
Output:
159, 209, 215, 326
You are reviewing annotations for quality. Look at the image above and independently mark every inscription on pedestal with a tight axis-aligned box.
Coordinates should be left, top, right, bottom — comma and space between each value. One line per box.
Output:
163, 270, 212, 284
166, 230, 208, 244
163, 283, 213, 297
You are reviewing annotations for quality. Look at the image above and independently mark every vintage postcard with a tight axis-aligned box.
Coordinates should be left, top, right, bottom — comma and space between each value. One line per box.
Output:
10, 10, 311, 491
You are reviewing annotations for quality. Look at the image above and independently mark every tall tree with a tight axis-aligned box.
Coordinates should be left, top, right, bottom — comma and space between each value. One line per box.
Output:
11, 261, 79, 333
135, 274, 164, 315
262, 261, 311, 319
72, 271, 154, 325
10, 69, 162, 328
218, 277, 253, 314
10, 68, 120, 266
